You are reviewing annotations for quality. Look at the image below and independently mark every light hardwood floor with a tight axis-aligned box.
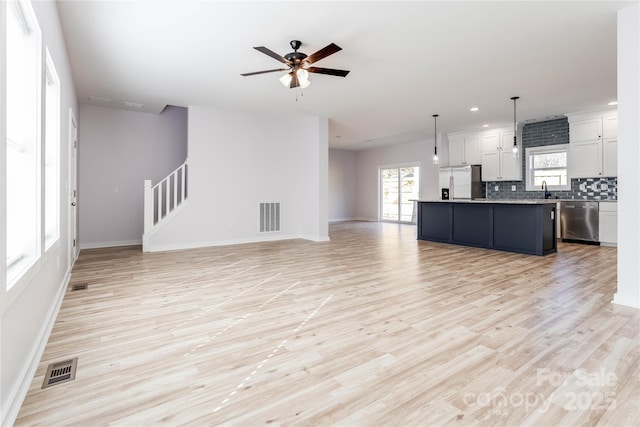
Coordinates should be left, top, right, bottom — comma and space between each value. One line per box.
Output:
16, 221, 639, 426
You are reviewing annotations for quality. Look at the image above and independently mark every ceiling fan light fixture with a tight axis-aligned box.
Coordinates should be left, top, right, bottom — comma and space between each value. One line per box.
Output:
279, 72, 293, 87
297, 68, 311, 88
242, 40, 349, 89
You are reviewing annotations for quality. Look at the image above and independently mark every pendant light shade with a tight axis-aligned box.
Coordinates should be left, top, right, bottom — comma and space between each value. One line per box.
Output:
511, 96, 520, 157
432, 114, 439, 165
280, 68, 311, 89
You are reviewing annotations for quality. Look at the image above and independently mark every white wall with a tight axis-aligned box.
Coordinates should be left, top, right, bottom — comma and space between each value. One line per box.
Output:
1, 1, 79, 424
78, 104, 187, 248
614, 3, 640, 308
354, 136, 446, 221
146, 106, 329, 251
328, 149, 358, 222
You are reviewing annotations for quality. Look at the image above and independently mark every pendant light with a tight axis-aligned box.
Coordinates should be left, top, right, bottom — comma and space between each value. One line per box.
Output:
511, 96, 520, 157
432, 114, 439, 165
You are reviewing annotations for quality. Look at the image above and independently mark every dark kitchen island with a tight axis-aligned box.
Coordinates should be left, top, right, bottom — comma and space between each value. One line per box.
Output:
417, 200, 557, 256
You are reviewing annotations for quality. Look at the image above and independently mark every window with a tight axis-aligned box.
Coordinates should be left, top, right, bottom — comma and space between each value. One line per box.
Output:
45, 48, 60, 250
6, 0, 42, 289
525, 144, 570, 191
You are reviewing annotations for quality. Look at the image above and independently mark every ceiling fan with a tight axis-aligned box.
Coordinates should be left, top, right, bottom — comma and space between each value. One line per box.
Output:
241, 40, 350, 89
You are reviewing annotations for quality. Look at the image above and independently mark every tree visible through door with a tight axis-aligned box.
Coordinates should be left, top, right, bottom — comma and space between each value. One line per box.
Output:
381, 166, 420, 223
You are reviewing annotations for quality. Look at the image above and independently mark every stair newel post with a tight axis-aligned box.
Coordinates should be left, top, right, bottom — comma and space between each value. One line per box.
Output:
144, 179, 153, 233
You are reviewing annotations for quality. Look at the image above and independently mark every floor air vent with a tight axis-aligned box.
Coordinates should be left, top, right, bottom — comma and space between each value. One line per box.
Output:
71, 283, 88, 291
259, 202, 281, 233
42, 358, 78, 389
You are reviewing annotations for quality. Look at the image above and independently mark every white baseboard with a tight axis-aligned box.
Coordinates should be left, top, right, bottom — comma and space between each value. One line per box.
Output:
299, 234, 330, 242
79, 239, 142, 250
329, 217, 359, 223
612, 292, 640, 309
146, 233, 301, 253
2, 267, 71, 426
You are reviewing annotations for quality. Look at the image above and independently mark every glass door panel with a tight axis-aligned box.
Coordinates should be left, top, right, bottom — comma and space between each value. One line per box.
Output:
381, 168, 399, 221
400, 167, 419, 222
380, 166, 420, 223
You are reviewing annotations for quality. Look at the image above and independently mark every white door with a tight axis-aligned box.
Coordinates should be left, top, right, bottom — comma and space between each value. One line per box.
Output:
69, 109, 78, 265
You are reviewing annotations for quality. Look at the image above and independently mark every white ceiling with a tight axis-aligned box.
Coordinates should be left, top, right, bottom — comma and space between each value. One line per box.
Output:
56, 1, 631, 150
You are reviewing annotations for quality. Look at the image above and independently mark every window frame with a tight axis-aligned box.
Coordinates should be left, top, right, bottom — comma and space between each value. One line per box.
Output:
525, 144, 571, 192
2, 0, 44, 312
44, 47, 60, 253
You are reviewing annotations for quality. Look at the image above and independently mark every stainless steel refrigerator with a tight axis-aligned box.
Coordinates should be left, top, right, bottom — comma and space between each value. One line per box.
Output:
439, 165, 483, 200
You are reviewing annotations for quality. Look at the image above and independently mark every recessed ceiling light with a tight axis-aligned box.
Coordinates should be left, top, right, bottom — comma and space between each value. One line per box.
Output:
88, 96, 112, 103
470, 107, 479, 112
608, 101, 618, 106
123, 101, 144, 108
482, 124, 489, 128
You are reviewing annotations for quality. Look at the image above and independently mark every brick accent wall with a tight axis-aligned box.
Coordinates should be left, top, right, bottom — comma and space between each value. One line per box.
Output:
486, 118, 618, 200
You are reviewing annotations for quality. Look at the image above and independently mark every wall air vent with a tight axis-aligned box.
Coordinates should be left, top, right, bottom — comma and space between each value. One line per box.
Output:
123, 101, 144, 108
259, 202, 280, 233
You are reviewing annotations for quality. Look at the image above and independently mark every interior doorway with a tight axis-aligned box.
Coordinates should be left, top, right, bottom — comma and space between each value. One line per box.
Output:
380, 165, 420, 223
69, 109, 78, 266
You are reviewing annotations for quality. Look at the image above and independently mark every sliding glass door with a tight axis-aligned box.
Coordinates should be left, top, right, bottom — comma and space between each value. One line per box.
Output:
380, 165, 420, 223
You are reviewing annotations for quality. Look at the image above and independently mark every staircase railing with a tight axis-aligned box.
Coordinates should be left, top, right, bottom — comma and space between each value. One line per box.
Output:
144, 159, 188, 234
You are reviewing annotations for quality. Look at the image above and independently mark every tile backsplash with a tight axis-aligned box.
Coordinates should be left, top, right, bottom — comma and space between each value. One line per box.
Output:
486, 118, 617, 201
487, 176, 617, 200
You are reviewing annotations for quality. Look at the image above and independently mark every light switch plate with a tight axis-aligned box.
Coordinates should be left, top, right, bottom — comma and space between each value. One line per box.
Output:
494, 185, 499, 191
511, 185, 516, 191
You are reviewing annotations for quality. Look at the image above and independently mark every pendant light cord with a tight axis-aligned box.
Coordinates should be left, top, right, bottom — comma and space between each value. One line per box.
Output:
511, 96, 519, 149
433, 114, 439, 156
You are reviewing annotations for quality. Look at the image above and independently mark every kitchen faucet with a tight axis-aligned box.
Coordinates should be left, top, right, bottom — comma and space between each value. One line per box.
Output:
541, 180, 552, 199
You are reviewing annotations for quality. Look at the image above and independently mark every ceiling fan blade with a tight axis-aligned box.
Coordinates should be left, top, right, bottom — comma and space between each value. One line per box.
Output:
241, 68, 288, 76
304, 43, 342, 65
307, 67, 350, 77
290, 71, 300, 88
253, 46, 289, 64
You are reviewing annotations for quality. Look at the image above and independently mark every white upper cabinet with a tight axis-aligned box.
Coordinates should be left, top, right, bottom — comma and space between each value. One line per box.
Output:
603, 115, 617, 139
464, 135, 482, 165
569, 118, 602, 142
499, 131, 521, 181
569, 140, 603, 178
448, 126, 521, 182
567, 110, 617, 178
448, 134, 481, 166
480, 129, 521, 181
448, 136, 465, 166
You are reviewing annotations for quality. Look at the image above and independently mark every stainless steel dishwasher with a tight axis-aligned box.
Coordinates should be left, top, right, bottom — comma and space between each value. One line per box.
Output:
560, 201, 599, 242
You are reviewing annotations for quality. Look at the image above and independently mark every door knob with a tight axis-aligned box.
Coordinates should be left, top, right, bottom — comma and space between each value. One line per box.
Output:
71, 202, 76, 206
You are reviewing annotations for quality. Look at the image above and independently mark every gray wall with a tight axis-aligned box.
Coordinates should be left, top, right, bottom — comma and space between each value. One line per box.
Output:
146, 107, 329, 250
487, 118, 618, 200
78, 105, 188, 247
354, 137, 444, 221
328, 149, 358, 221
